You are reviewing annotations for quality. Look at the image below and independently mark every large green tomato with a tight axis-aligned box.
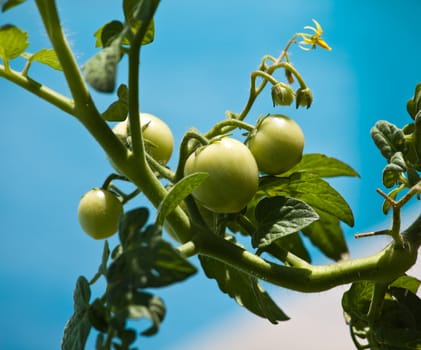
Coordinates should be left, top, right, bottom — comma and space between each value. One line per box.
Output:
78, 188, 123, 239
247, 114, 304, 174
113, 113, 174, 164
184, 137, 259, 213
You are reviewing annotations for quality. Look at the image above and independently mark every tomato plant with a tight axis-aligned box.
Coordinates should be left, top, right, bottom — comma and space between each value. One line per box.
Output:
1, 1, 421, 350
184, 137, 259, 213
247, 114, 305, 174
78, 188, 123, 239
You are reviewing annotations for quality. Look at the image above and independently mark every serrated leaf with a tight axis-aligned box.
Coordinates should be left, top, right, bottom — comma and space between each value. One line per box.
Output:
1, 0, 25, 12
94, 20, 124, 48
62, 276, 92, 350
302, 210, 349, 261
83, 38, 121, 93
25, 48, 62, 70
199, 254, 289, 323
102, 84, 129, 121
285, 153, 360, 178
0, 24, 28, 62
371, 120, 407, 161
259, 172, 355, 227
156, 172, 208, 226
253, 196, 319, 248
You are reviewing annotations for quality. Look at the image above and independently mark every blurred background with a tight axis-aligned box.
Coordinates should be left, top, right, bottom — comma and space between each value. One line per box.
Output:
1, 0, 421, 349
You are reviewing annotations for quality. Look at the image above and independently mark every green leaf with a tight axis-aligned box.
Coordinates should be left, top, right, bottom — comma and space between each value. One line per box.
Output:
62, 276, 92, 350
390, 275, 421, 295
101, 84, 129, 121
88, 298, 108, 333
302, 210, 349, 261
1, 0, 25, 12
371, 120, 407, 161
375, 298, 421, 348
286, 153, 360, 178
259, 172, 355, 227
0, 24, 28, 62
83, 38, 121, 93
123, 0, 156, 45
118, 207, 149, 247
253, 196, 319, 248
199, 254, 289, 323
94, 20, 124, 48
342, 281, 374, 331
133, 292, 165, 336
108, 225, 197, 288
21, 48, 62, 71
156, 172, 209, 226
382, 152, 407, 188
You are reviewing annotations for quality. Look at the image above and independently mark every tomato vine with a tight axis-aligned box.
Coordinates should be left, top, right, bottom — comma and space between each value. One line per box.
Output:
1, 1, 421, 349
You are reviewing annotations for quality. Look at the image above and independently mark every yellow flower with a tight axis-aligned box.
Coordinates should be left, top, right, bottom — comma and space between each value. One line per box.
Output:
298, 19, 332, 51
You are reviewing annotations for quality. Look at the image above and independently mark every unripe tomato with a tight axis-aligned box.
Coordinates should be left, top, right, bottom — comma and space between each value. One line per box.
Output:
140, 113, 174, 164
78, 188, 123, 239
112, 113, 174, 164
184, 137, 259, 213
247, 114, 304, 175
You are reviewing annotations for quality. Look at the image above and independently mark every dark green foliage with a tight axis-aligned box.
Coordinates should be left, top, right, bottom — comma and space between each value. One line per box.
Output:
1, 0, 25, 13
342, 276, 421, 349
63, 208, 197, 350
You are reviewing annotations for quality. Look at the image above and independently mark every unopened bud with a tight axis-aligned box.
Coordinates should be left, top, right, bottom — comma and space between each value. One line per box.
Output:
295, 87, 313, 109
271, 82, 294, 106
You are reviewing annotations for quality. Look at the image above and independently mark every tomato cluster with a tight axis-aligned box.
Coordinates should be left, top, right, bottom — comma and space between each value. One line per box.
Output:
78, 112, 305, 238
183, 114, 304, 214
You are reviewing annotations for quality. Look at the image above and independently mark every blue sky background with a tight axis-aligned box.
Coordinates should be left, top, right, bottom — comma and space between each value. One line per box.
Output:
1, 1, 421, 349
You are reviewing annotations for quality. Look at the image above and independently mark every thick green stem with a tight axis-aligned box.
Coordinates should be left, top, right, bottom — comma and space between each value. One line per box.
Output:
194, 227, 418, 292
33, 0, 193, 244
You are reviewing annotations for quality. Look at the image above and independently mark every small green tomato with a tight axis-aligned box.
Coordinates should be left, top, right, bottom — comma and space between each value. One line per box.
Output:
184, 137, 259, 213
247, 114, 304, 175
112, 113, 174, 164
78, 188, 123, 239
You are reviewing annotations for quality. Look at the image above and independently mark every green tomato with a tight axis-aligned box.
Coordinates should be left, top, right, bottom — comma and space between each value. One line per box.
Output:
184, 137, 259, 213
78, 188, 123, 239
112, 113, 174, 164
140, 113, 174, 164
247, 114, 304, 174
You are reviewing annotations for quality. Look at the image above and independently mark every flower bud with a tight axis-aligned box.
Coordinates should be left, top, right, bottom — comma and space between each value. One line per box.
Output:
271, 82, 294, 106
295, 87, 313, 109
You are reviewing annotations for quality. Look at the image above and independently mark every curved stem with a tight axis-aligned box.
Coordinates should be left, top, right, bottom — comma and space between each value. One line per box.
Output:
194, 228, 418, 293
237, 34, 299, 120
205, 118, 255, 139
174, 129, 210, 181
